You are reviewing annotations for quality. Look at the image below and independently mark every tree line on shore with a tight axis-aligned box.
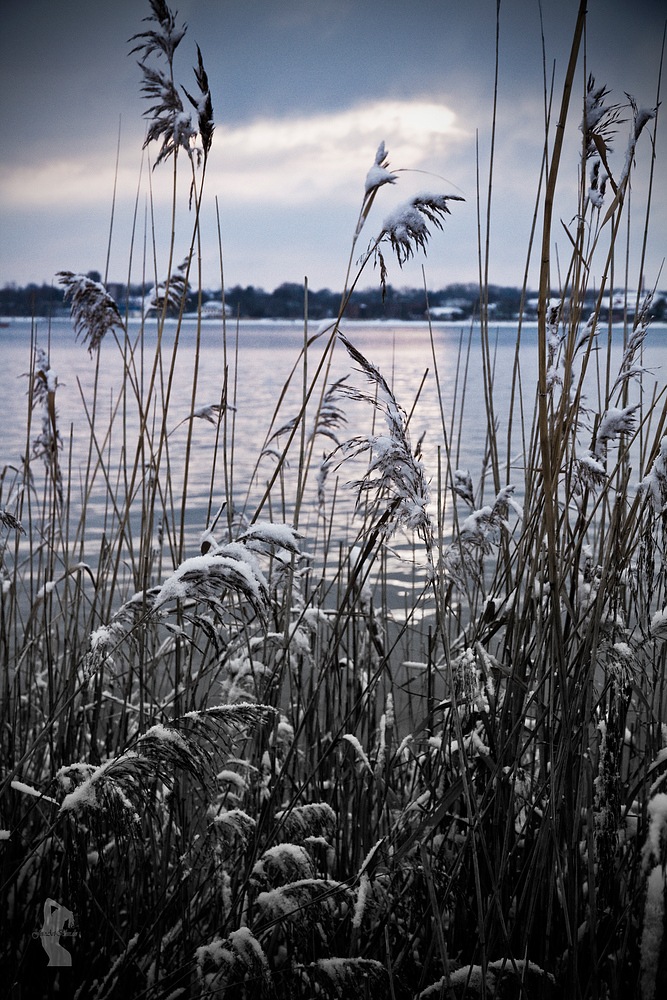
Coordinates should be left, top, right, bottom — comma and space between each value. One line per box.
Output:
2, 274, 665, 322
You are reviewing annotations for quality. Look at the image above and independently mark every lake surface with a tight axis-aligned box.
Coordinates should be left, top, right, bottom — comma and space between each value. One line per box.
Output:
2, 316, 665, 601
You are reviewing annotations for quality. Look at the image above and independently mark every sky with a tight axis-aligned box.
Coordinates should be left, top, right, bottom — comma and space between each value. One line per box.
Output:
0, 0, 665, 295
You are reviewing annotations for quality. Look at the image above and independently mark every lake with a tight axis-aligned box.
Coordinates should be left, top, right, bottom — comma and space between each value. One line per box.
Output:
2, 316, 665, 604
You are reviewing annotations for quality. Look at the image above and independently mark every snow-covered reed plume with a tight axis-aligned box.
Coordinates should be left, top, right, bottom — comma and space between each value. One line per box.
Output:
352, 141, 398, 242
129, 0, 186, 64
620, 95, 657, 186
148, 521, 303, 626
335, 336, 433, 544
641, 437, 667, 514
0, 508, 24, 534
86, 587, 162, 676
442, 480, 523, 586
138, 63, 197, 165
24, 346, 63, 502
131, 1, 214, 169
421, 961, 556, 999
251, 843, 316, 888
255, 877, 351, 922
57, 707, 274, 821
131, 1, 194, 165
545, 301, 565, 389
453, 469, 475, 507
580, 75, 622, 160
593, 404, 640, 460
458, 485, 520, 550
196, 927, 271, 998
57, 271, 123, 353
153, 547, 269, 618
236, 521, 303, 555
349, 142, 463, 294
183, 44, 215, 159
610, 292, 654, 396
192, 402, 224, 424
367, 188, 463, 297
306, 958, 389, 997
274, 802, 337, 843
378, 192, 464, 266
211, 806, 257, 845
27, 347, 58, 408
146, 255, 191, 316
588, 158, 609, 209
364, 141, 397, 195
574, 450, 607, 494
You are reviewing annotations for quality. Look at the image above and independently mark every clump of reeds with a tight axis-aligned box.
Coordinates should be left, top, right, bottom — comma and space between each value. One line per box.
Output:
1, 1, 666, 997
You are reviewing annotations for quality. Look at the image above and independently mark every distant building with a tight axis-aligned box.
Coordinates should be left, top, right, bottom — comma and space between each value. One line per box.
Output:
429, 305, 465, 319
599, 292, 635, 315
201, 299, 232, 318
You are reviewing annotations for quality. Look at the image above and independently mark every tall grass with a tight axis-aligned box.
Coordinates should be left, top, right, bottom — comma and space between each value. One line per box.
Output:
2, 1, 667, 997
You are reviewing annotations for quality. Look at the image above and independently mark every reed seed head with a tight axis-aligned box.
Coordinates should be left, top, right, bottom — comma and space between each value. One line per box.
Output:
379, 192, 464, 266
183, 44, 215, 158
57, 271, 123, 353
364, 141, 397, 195
129, 0, 186, 65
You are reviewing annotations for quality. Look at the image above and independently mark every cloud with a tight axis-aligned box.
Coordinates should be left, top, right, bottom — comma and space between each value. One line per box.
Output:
213, 99, 468, 204
1, 100, 469, 212
0, 159, 138, 210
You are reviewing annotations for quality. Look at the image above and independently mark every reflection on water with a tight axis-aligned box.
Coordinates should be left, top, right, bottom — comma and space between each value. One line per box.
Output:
2, 317, 665, 599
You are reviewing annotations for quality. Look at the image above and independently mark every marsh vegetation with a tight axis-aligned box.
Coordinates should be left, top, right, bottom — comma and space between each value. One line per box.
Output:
2, 1, 666, 996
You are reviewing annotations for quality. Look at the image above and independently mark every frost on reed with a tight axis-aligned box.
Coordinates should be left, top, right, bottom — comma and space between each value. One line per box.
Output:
372, 189, 464, 296
379, 192, 464, 265
353, 141, 397, 242
196, 927, 272, 998
364, 141, 397, 195
0, 508, 24, 534
57, 271, 123, 352
23, 345, 63, 504
421, 961, 557, 999
153, 548, 269, 618
57, 707, 275, 821
334, 336, 433, 546
594, 404, 640, 460
305, 957, 389, 998
131, 0, 193, 165
131, 0, 214, 171
580, 74, 623, 160
183, 44, 215, 159
146, 255, 192, 316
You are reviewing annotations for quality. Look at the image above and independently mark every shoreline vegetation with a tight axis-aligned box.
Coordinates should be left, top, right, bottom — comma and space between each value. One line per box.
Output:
2, 1, 667, 997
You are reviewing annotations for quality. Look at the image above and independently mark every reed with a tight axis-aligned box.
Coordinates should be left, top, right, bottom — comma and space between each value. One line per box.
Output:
1, 1, 666, 997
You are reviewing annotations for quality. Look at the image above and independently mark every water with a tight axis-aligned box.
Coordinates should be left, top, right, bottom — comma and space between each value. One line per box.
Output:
2, 316, 665, 602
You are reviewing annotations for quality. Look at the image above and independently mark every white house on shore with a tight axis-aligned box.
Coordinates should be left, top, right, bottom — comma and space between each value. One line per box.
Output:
200, 299, 232, 318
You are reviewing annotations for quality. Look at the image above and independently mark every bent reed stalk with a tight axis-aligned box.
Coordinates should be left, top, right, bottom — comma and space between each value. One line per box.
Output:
2, 2, 667, 998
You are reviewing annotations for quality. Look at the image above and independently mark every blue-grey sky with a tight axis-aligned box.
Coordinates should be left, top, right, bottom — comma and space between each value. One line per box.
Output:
0, 0, 664, 293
